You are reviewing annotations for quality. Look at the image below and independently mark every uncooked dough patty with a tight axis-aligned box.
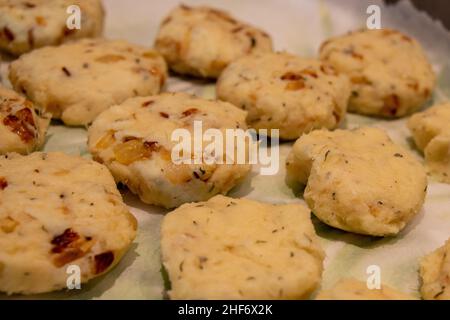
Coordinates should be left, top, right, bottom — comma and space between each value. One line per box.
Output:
286, 127, 427, 236
319, 28, 435, 117
9, 38, 167, 125
217, 52, 350, 140
0, 0, 104, 55
88, 92, 251, 209
0, 152, 137, 294
155, 4, 272, 78
161, 195, 325, 299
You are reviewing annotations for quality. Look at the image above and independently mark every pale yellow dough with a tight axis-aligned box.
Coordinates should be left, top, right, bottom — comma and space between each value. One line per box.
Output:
9, 38, 167, 125
0, 152, 137, 295
161, 195, 325, 299
316, 278, 415, 300
420, 238, 450, 300
0, 0, 104, 55
155, 4, 272, 78
88, 92, 251, 209
286, 127, 427, 236
408, 102, 450, 183
320, 29, 435, 117
0, 85, 49, 155
217, 52, 351, 140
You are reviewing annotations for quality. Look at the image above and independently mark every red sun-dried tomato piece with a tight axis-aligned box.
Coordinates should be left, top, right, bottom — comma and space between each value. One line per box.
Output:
0, 177, 7, 190
94, 251, 115, 274
144, 141, 160, 152
182, 108, 198, 117
280, 72, 303, 81
51, 228, 80, 253
3, 108, 36, 142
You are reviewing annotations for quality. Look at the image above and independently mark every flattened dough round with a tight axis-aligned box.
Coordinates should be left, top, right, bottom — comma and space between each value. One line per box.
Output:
0, 152, 137, 295
408, 102, 450, 183
286, 127, 427, 236
155, 4, 272, 78
217, 52, 351, 140
0, 85, 49, 155
319, 29, 435, 117
88, 92, 251, 209
420, 238, 450, 300
0, 0, 104, 55
161, 195, 325, 299
9, 38, 167, 125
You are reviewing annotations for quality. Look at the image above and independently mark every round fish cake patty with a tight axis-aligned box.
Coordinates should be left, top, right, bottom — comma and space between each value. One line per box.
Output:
155, 4, 272, 78
0, 85, 49, 155
316, 278, 414, 300
286, 127, 427, 236
88, 92, 251, 209
420, 238, 450, 300
217, 52, 351, 140
319, 29, 435, 118
161, 195, 325, 299
408, 102, 450, 183
0, 0, 104, 55
9, 38, 167, 125
0, 152, 137, 295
